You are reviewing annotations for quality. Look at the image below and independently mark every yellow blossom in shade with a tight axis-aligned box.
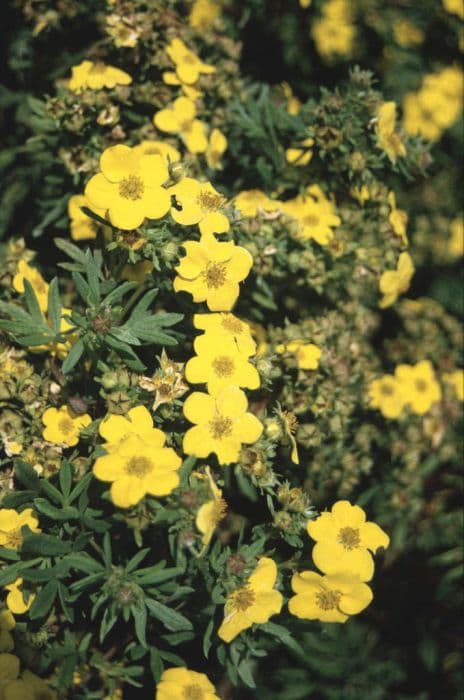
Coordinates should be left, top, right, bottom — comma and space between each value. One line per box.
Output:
193, 313, 257, 356
42, 405, 91, 447
443, 369, 464, 401
68, 60, 132, 92
0, 611, 15, 652
195, 467, 227, 553
12, 260, 49, 313
189, 0, 221, 31
120, 260, 153, 284
85, 144, 170, 230
286, 137, 314, 166
169, 178, 229, 236
183, 385, 263, 465
368, 375, 406, 419
288, 570, 373, 623
154, 97, 208, 154
378, 251, 414, 308
392, 20, 424, 48
174, 236, 253, 311
388, 192, 408, 246
394, 361, 442, 415
0, 653, 20, 682
443, 0, 464, 19
350, 185, 370, 204
155, 667, 220, 700
162, 71, 202, 101
283, 186, 341, 245
449, 215, 463, 257
132, 140, 181, 165
0, 509, 40, 550
93, 433, 181, 508
311, 0, 356, 61
98, 405, 164, 447
20, 670, 57, 700
300, 0, 312, 8
166, 38, 216, 85
4, 579, 34, 615
234, 190, 282, 218
206, 128, 228, 170
402, 92, 442, 142
185, 334, 260, 395
282, 82, 301, 115
68, 195, 107, 241
217, 557, 283, 642
307, 500, 390, 582
283, 340, 321, 370
376, 102, 406, 164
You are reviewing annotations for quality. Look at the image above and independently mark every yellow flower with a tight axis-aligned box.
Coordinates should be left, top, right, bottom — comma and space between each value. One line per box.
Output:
0, 652, 20, 682
132, 140, 181, 165
350, 185, 370, 204
286, 137, 314, 166
443, 0, 464, 19
169, 178, 229, 236
20, 670, 57, 700
42, 405, 91, 447
376, 102, 406, 164
449, 215, 463, 257
402, 92, 442, 142
282, 82, 301, 115
4, 579, 34, 615
85, 144, 170, 230
12, 260, 49, 313
193, 313, 257, 356
156, 667, 220, 700
162, 71, 202, 101
394, 360, 442, 415
183, 385, 263, 465
299, 0, 312, 8
235, 190, 282, 218
0, 509, 40, 550
0, 611, 15, 653
388, 192, 408, 246
368, 375, 406, 419
189, 0, 221, 31
206, 128, 228, 170
307, 500, 390, 581
185, 334, 260, 395
154, 97, 208, 154
288, 570, 372, 623
93, 433, 181, 508
283, 186, 341, 245
166, 38, 216, 85
98, 405, 164, 447
68, 60, 132, 92
217, 557, 283, 642
378, 251, 414, 308
392, 20, 424, 48
68, 195, 107, 241
281, 340, 321, 370
312, 1, 356, 60
195, 466, 227, 553
443, 369, 464, 401
174, 236, 253, 311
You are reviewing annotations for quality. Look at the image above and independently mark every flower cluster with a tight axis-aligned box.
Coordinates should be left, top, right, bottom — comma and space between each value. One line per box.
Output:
369, 360, 443, 418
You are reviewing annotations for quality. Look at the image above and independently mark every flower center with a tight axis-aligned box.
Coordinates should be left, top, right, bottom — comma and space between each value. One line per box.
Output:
183, 684, 204, 700
119, 175, 144, 201
315, 589, 342, 611
5, 529, 22, 550
415, 379, 428, 392
182, 52, 198, 66
209, 415, 233, 440
89, 62, 107, 74
58, 417, 75, 435
303, 214, 320, 227
212, 355, 234, 377
338, 526, 361, 550
125, 456, 152, 477
231, 585, 255, 612
221, 315, 243, 334
144, 147, 162, 155
204, 262, 227, 288
197, 190, 224, 212
380, 383, 394, 396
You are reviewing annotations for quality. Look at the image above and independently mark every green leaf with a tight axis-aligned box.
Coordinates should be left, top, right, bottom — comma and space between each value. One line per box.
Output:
128, 288, 158, 322
104, 334, 146, 371
23, 278, 45, 323
136, 566, 184, 586
203, 619, 214, 658
84, 250, 101, 304
29, 580, 58, 620
55, 237, 88, 265
47, 277, 62, 335
59, 462, 73, 499
125, 548, 150, 574
14, 460, 40, 491
33, 499, 78, 521
72, 271, 91, 304
145, 599, 192, 632
102, 281, 137, 306
237, 659, 256, 688
61, 338, 84, 374
22, 532, 72, 556
131, 602, 148, 647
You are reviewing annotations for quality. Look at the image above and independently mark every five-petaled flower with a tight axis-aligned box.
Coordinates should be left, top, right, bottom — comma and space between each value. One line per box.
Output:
174, 235, 253, 311
288, 570, 372, 623
4, 578, 34, 615
42, 405, 91, 447
193, 313, 257, 356
85, 144, 170, 230
169, 178, 229, 236
369, 374, 406, 419
0, 509, 40, 551
394, 360, 442, 415
155, 667, 220, 700
307, 500, 390, 582
217, 557, 283, 642
166, 38, 216, 85
154, 97, 208, 154
379, 251, 415, 308
183, 385, 263, 465
68, 60, 132, 92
